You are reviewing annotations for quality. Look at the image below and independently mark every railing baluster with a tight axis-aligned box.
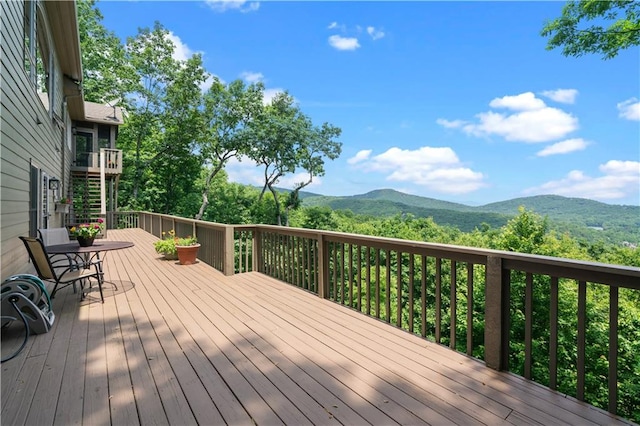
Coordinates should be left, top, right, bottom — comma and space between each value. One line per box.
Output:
525, 272, 533, 380
340, 243, 346, 305
332, 243, 337, 301
435, 257, 442, 344
467, 263, 474, 356
385, 250, 391, 323
609, 285, 618, 415
577, 280, 586, 401
365, 246, 371, 315
397, 251, 403, 328
549, 276, 558, 390
409, 254, 414, 334
421, 255, 427, 338
375, 248, 381, 319
348, 244, 354, 308
450, 260, 457, 350
357, 244, 362, 312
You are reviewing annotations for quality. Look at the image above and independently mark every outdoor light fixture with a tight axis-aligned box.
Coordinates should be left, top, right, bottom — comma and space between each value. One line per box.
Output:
48, 177, 60, 191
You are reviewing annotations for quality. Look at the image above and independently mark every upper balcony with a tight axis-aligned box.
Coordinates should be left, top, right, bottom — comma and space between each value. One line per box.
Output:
71, 148, 123, 175
2, 213, 639, 424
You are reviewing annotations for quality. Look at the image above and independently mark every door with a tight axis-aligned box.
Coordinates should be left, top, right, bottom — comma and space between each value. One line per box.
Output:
75, 131, 93, 167
29, 164, 49, 236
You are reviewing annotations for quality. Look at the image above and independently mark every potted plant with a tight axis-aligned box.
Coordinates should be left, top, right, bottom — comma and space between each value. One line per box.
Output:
154, 230, 178, 260
175, 236, 200, 265
55, 197, 71, 213
70, 218, 104, 247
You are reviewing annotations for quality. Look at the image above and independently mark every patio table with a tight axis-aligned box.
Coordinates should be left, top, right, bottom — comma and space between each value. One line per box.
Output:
46, 240, 134, 299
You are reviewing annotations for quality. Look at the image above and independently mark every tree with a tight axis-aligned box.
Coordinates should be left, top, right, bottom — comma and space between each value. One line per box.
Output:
118, 23, 185, 210
194, 79, 264, 220
77, 0, 133, 103
246, 92, 342, 225
152, 55, 207, 214
541, 1, 640, 59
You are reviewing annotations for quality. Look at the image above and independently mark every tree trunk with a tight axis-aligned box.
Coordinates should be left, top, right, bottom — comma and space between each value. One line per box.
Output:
195, 163, 225, 220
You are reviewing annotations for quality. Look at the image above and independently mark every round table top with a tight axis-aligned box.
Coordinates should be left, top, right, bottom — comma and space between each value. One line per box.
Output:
46, 240, 134, 254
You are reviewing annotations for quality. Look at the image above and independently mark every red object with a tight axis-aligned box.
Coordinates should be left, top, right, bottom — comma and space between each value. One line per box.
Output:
176, 244, 200, 265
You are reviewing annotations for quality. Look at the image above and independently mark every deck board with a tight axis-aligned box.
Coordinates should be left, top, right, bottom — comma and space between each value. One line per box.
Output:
1, 228, 635, 426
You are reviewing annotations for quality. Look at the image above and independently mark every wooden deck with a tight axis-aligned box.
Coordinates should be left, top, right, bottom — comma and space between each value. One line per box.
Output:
2, 228, 634, 425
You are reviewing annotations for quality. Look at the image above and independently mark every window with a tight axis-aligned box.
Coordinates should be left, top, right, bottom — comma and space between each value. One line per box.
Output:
24, 0, 54, 113
98, 125, 111, 150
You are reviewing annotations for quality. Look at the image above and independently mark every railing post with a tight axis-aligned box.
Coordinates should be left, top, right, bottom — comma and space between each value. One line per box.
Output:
253, 228, 262, 273
223, 225, 234, 276
317, 233, 329, 299
485, 255, 508, 370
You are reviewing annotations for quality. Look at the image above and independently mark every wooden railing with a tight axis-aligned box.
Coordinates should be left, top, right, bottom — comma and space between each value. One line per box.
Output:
72, 149, 122, 174
110, 211, 640, 421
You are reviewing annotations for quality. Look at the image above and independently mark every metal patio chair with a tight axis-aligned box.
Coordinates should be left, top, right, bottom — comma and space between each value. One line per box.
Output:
19, 236, 106, 302
38, 228, 87, 271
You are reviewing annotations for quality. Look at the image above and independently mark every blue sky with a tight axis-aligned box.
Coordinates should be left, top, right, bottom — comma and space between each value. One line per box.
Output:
98, 1, 640, 206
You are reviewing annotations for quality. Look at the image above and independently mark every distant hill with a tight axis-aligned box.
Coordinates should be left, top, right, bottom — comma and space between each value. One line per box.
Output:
300, 189, 640, 245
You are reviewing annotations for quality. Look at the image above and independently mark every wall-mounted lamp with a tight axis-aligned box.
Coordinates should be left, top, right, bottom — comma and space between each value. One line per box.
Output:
48, 177, 60, 191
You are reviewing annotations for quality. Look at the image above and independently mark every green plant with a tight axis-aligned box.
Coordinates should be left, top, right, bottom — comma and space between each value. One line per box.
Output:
154, 231, 198, 256
175, 236, 198, 246
70, 218, 104, 238
154, 229, 177, 255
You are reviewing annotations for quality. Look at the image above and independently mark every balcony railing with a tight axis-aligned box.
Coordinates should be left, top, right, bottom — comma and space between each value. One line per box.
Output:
72, 148, 122, 174
108, 210, 640, 422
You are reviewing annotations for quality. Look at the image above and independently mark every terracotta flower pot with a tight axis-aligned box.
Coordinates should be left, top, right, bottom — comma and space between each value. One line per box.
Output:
176, 243, 200, 265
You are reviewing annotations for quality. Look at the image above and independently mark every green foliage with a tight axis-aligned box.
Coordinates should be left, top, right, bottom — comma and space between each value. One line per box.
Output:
541, 0, 640, 59
245, 92, 342, 225
154, 229, 177, 255
195, 79, 265, 220
77, 0, 133, 103
303, 191, 640, 246
154, 229, 198, 256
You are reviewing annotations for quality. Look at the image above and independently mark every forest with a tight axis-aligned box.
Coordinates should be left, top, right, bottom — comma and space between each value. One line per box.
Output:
78, 0, 639, 421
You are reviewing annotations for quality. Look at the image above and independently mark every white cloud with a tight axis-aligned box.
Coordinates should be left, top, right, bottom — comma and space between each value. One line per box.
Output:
350, 146, 485, 194
240, 71, 264, 83
199, 74, 220, 92
524, 160, 640, 202
347, 150, 372, 164
224, 157, 263, 187
262, 88, 285, 105
440, 92, 578, 143
489, 92, 546, 111
328, 35, 360, 51
367, 26, 385, 40
224, 157, 323, 190
463, 108, 578, 143
205, 0, 259, 13
536, 138, 589, 157
540, 89, 578, 104
277, 173, 323, 190
436, 118, 466, 129
617, 98, 640, 121
166, 31, 194, 62
328, 21, 340, 30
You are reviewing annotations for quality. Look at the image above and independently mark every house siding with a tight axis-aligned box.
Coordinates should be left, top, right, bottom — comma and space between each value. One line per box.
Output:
1, 0, 70, 280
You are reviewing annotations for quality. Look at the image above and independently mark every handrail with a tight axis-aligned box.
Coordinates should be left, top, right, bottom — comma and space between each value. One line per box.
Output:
108, 211, 640, 421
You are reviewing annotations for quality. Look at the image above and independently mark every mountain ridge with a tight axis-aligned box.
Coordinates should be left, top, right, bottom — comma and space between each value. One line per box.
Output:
298, 189, 640, 244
